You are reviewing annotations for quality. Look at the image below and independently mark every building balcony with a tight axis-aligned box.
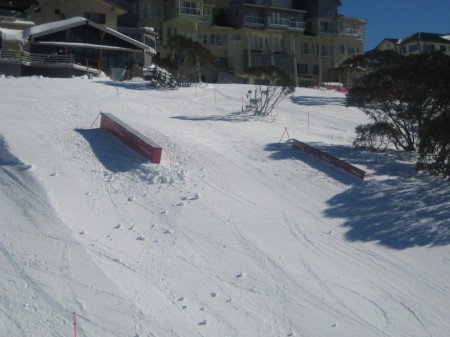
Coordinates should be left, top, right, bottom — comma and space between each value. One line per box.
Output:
179, 6, 202, 17
288, 20, 305, 31
210, 44, 226, 50
200, 14, 212, 24
343, 28, 360, 37
244, 15, 265, 27
143, 12, 162, 20
249, 0, 291, 9
267, 17, 289, 28
38, 0, 64, 4
320, 26, 337, 35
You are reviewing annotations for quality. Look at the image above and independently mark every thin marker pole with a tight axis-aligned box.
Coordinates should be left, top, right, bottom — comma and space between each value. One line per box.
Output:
73, 312, 77, 337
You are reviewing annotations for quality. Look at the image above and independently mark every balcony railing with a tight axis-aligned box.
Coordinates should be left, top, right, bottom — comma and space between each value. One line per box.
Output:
252, 0, 291, 8
343, 28, 360, 37
179, 6, 202, 17
267, 17, 289, 27
0, 50, 75, 65
200, 14, 212, 23
210, 43, 225, 49
244, 15, 265, 26
289, 21, 305, 31
143, 12, 162, 19
38, 0, 64, 4
320, 26, 337, 35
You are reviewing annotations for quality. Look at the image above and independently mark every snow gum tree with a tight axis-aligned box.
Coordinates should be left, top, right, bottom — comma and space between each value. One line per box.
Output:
345, 50, 450, 178
244, 66, 295, 116
158, 35, 216, 87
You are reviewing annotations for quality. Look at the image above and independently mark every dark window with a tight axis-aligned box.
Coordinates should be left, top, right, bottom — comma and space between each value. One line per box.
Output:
424, 44, 435, 52
313, 65, 319, 75
217, 57, 228, 68
84, 12, 106, 24
408, 44, 418, 53
298, 63, 308, 74
55, 8, 61, 15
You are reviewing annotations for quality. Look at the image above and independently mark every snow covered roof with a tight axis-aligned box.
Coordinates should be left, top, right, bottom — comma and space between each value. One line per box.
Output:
23, 16, 88, 40
0, 27, 26, 42
1, 16, 155, 54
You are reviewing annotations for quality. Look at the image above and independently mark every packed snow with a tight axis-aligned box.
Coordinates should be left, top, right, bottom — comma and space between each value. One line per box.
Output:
0, 75, 449, 337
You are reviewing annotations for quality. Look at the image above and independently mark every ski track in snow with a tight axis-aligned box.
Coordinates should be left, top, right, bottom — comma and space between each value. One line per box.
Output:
1, 77, 450, 337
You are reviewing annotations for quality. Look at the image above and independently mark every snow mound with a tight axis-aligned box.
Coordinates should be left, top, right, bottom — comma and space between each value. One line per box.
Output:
0, 135, 29, 169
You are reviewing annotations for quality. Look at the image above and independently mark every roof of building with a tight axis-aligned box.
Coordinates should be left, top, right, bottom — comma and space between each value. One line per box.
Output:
375, 32, 450, 51
1, 16, 155, 54
399, 32, 450, 45
0, 0, 37, 12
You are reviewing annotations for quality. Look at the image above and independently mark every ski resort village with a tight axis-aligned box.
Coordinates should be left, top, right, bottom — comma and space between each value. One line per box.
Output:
1, 1, 450, 337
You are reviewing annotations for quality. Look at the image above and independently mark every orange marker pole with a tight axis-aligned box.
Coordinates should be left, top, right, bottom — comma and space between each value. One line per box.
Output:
73, 312, 77, 337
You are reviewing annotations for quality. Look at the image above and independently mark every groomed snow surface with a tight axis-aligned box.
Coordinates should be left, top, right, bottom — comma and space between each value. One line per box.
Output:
0, 75, 449, 337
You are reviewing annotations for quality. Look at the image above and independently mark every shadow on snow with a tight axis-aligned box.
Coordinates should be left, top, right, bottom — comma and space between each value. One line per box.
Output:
172, 111, 253, 122
96, 80, 174, 91
265, 141, 450, 249
75, 128, 148, 173
290, 95, 346, 107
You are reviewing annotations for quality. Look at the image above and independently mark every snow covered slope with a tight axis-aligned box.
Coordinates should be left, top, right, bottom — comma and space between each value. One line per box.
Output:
1, 76, 449, 337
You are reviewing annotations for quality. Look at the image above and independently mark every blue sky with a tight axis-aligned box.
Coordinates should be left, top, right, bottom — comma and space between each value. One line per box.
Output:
339, 0, 450, 51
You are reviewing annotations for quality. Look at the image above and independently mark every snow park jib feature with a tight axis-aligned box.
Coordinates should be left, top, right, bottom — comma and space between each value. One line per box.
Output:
99, 112, 162, 163
291, 139, 366, 179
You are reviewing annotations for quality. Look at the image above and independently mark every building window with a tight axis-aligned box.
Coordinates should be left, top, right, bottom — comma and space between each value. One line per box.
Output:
301, 42, 312, 55
182, 1, 198, 16
408, 44, 418, 53
55, 8, 61, 15
167, 27, 177, 40
232, 34, 242, 46
298, 63, 308, 75
84, 12, 106, 24
144, 2, 161, 18
210, 34, 225, 49
424, 44, 435, 52
339, 44, 345, 55
217, 57, 228, 68
320, 21, 335, 34
313, 65, 319, 75
321, 45, 331, 57
144, 35, 156, 49
275, 56, 283, 67
441, 45, 447, 52
199, 34, 208, 45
